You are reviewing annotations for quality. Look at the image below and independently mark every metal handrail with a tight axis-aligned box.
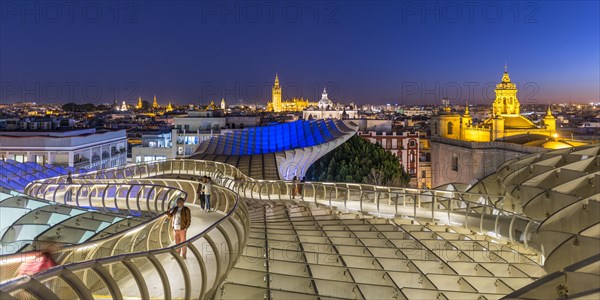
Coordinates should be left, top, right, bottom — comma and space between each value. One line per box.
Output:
0, 183, 185, 282
41, 159, 507, 202
29, 159, 536, 249
25, 182, 187, 216
1, 173, 249, 300
1, 159, 544, 299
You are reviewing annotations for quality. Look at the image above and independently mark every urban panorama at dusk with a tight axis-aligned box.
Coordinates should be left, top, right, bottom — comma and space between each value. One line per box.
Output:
0, 1, 599, 300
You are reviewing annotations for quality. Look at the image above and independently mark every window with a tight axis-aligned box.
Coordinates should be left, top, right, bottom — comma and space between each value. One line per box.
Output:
451, 154, 458, 171
35, 155, 45, 164
143, 155, 166, 162
184, 136, 198, 145
409, 140, 416, 147
433, 122, 438, 135
447, 122, 453, 135
421, 170, 426, 178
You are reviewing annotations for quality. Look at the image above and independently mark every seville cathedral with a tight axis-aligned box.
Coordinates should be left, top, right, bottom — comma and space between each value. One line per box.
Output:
433, 67, 584, 149
431, 67, 588, 188
266, 74, 317, 112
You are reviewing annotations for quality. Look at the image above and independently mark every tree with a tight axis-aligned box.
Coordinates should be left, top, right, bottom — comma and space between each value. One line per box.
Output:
306, 135, 411, 186
364, 168, 386, 185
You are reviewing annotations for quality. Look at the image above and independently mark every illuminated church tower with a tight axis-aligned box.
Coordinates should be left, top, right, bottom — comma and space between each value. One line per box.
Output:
272, 74, 282, 112
137, 96, 143, 109
543, 105, 556, 134
153, 94, 158, 109
432, 66, 572, 149
266, 73, 318, 112
492, 64, 520, 115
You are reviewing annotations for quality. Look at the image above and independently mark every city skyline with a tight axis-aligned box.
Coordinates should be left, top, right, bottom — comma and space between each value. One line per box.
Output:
1, 1, 599, 105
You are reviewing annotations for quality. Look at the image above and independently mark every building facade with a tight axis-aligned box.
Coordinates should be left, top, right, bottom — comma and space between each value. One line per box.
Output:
132, 114, 262, 162
0, 128, 127, 170
430, 136, 547, 187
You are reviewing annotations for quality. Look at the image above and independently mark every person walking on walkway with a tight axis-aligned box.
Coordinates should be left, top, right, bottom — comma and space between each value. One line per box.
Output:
204, 177, 212, 212
299, 177, 305, 199
167, 198, 191, 259
292, 176, 299, 199
18, 249, 57, 276
197, 179, 205, 210
65, 172, 73, 203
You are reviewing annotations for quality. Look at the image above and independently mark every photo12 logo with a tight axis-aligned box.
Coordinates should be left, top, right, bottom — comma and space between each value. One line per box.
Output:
199, 81, 341, 103
0, 1, 140, 24
400, 81, 540, 104
199, 1, 338, 24
0, 81, 140, 104
400, 1, 539, 24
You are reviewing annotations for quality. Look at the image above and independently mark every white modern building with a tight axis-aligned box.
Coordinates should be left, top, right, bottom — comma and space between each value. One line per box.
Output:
132, 114, 261, 163
0, 128, 127, 170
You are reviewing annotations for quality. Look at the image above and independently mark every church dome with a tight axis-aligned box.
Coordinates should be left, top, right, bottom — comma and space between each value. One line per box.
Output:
524, 139, 588, 149
317, 87, 334, 110
502, 116, 538, 129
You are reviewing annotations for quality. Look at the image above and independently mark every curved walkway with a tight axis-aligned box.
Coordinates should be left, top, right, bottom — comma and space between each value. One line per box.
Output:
0, 146, 598, 299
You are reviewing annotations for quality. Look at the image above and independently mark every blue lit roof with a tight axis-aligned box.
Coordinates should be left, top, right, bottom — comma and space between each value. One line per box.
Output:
196, 119, 349, 156
0, 160, 93, 192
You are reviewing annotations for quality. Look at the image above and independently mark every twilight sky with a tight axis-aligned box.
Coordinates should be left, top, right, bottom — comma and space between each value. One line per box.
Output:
1, 1, 598, 106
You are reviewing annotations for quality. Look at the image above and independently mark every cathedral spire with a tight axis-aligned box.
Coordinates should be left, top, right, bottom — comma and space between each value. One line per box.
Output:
274, 73, 280, 87
464, 101, 469, 115
546, 103, 553, 116
153, 94, 158, 109
504, 61, 508, 73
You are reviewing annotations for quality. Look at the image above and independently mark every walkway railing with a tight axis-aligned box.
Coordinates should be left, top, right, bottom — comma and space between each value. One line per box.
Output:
233, 180, 541, 252
1, 182, 187, 283
0, 184, 249, 299
35, 159, 537, 250
1, 158, 542, 299
1, 163, 250, 300
25, 182, 187, 216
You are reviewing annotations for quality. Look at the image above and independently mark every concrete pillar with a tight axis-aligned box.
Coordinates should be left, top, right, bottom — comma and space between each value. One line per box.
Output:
68, 152, 74, 168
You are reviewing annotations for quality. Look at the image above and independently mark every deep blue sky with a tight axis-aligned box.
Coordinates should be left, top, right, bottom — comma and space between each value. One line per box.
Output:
1, 1, 598, 106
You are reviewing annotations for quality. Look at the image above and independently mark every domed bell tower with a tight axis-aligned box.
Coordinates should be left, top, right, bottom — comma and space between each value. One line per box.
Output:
493, 64, 520, 116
